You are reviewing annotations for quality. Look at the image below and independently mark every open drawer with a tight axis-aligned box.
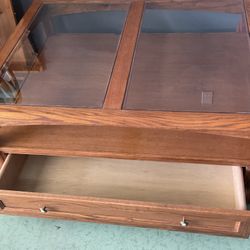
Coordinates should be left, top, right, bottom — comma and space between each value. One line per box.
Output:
0, 154, 249, 237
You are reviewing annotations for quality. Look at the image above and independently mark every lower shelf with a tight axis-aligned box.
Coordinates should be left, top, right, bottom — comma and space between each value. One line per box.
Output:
0, 154, 249, 238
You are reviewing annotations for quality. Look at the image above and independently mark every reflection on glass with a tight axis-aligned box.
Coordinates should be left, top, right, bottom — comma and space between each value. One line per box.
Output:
0, 67, 19, 103
0, 4, 127, 107
0, 33, 38, 103
124, 7, 250, 113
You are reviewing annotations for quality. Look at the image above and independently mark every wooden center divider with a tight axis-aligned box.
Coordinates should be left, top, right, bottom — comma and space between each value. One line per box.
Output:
103, 1, 145, 109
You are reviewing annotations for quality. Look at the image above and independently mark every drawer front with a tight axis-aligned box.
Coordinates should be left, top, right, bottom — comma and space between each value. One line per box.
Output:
0, 192, 249, 238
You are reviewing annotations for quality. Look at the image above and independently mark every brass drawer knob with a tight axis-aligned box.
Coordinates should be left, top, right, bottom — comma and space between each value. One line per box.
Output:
39, 207, 48, 213
180, 217, 188, 227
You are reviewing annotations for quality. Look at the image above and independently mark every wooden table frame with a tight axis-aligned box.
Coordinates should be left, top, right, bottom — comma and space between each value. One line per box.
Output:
1, 0, 250, 165
1, 1, 250, 238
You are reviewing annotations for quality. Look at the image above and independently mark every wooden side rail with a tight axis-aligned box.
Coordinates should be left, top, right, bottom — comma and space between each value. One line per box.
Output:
0, 0, 42, 71
43, 0, 243, 13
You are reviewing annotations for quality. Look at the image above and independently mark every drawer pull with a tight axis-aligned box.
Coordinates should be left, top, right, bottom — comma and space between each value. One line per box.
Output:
39, 207, 48, 213
0, 200, 5, 210
180, 217, 188, 227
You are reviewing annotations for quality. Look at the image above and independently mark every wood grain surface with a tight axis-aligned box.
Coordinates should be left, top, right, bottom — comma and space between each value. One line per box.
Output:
4, 155, 244, 209
0, 153, 7, 167
0, 154, 248, 238
0, 154, 249, 237
0, 0, 249, 239
2, 107, 250, 139
2, 125, 250, 165
0, 0, 27, 67
0, 0, 42, 70
0, 154, 27, 190
104, 1, 144, 109
47, 3, 129, 16
0, 189, 249, 237
42, 0, 243, 13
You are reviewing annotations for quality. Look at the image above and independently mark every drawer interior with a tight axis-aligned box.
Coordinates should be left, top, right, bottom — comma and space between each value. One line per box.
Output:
0, 155, 246, 210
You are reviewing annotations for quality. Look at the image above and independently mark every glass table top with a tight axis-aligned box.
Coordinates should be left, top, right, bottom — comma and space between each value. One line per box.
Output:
1, 1, 250, 114
123, 5, 250, 113
0, 3, 128, 107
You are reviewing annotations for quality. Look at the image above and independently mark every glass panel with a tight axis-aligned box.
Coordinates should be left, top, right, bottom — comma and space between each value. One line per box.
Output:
124, 4, 250, 113
0, 33, 38, 103
0, 4, 128, 107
